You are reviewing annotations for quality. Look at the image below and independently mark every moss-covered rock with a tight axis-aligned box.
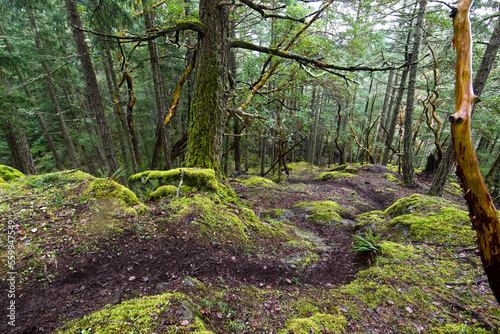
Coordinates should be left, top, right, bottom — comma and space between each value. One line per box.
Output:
26, 170, 95, 188
149, 185, 178, 201
0, 165, 25, 181
86, 178, 147, 216
316, 171, 357, 181
279, 312, 347, 334
293, 201, 345, 225
233, 175, 277, 187
56, 293, 213, 333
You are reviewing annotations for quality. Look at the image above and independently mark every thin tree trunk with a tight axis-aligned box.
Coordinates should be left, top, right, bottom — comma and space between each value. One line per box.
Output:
65, 0, 120, 173
144, 1, 172, 170
29, 12, 79, 169
402, 0, 427, 185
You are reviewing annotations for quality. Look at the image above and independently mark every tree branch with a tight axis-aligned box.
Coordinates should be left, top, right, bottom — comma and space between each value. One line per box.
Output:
230, 40, 401, 73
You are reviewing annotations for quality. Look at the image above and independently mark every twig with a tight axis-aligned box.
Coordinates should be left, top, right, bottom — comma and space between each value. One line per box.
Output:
176, 170, 185, 198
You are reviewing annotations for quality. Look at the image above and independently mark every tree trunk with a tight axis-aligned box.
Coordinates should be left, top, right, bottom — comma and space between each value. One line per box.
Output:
184, 0, 230, 173
65, 0, 120, 173
1, 74, 37, 174
374, 70, 394, 163
144, 2, 172, 170
402, 0, 427, 185
29, 12, 79, 169
432, 6, 500, 194
449, 0, 500, 304
103, 48, 132, 173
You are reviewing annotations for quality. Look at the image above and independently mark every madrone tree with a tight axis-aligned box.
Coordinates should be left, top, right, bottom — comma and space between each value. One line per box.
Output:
449, 0, 500, 304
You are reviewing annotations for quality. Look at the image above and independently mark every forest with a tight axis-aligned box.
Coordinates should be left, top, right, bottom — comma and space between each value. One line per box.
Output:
1, 0, 500, 333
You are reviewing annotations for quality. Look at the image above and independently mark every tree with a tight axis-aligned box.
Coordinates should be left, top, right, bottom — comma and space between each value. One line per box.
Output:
402, 0, 427, 185
449, 0, 500, 304
64, 0, 120, 173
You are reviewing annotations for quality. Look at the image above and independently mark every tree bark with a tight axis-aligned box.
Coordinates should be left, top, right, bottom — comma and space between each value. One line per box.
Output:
184, 0, 230, 173
432, 6, 500, 193
449, 0, 500, 304
65, 0, 120, 173
402, 0, 427, 185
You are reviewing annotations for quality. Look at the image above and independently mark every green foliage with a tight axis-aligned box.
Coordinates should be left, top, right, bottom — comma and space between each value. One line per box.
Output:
351, 230, 382, 262
86, 178, 146, 215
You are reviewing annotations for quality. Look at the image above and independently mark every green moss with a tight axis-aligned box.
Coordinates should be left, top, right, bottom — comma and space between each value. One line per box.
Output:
279, 312, 347, 334
354, 210, 387, 232
0, 165, 25, 181
86, 178, 147, 216
383, 173, 399, 182
235, 175, 276, 187
430, 323, 491, 333
316, 171, 357, 181
294, 201, 344, 224
130, 168, 236, 203
56, 293, 212, 333
390, 207, 473, 244
287, 162, 320, 174
149, 185, 178, 201
26, 170, 95, 188
329, 163, 361, 173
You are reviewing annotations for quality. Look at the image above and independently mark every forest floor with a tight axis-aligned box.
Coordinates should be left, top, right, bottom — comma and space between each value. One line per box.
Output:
1, 163, 500, 333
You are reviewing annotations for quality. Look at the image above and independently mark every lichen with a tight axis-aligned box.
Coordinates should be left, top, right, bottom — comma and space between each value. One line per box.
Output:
279, 312, 347, 334
56, 293, 213, 333
0, 165, 25, 181
86, 178, 147, 216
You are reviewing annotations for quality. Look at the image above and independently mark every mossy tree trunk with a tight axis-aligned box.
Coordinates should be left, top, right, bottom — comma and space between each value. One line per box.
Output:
449, 0, 500, 304
184, 0, 229, 174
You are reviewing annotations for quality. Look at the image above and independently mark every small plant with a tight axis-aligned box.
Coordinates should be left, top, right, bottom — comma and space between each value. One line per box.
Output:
351, 230, 382, 263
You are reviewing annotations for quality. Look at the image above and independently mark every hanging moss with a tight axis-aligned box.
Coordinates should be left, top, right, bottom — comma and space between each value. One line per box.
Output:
0, 165, 25, 181
86, 178, 147, 216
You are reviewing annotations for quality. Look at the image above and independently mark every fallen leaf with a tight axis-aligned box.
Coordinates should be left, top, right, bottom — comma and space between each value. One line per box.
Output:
217, 312, 223, 318
406, 306, 413, 314
180, 320, 189, 326
128, 276, 136, 281
286, 278, 292, 284
31, 228, 38, 233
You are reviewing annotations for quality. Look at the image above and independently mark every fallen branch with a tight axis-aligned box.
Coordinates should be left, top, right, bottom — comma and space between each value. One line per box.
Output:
262, 137, 306, 177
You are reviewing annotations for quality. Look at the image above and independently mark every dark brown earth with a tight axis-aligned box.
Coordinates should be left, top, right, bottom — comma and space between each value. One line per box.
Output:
0, 165, 466, 333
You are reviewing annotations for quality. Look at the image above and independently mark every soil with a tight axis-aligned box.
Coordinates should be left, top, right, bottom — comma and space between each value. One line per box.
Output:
0, 165, 465, 333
